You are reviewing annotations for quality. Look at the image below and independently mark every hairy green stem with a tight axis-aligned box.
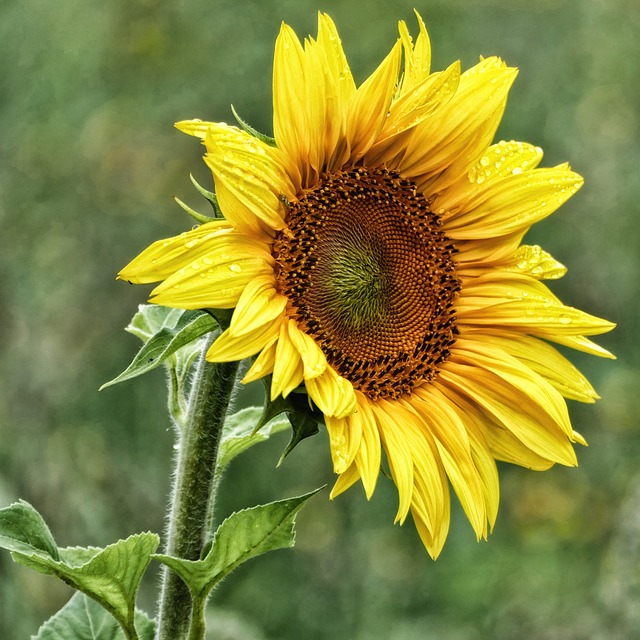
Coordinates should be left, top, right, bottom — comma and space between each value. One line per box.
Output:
156, 333, 239, 640
187, 596, 207, 640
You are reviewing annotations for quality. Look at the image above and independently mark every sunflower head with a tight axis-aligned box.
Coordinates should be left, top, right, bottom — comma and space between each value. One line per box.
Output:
119, 12, 615, 558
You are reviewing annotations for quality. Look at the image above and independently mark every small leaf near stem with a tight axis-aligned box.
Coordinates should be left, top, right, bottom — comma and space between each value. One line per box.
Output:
100, 309, 217, 390
216, 406, 291, 472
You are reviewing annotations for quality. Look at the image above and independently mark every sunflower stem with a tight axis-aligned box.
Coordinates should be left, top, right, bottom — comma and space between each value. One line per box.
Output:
156, 332, 239, 640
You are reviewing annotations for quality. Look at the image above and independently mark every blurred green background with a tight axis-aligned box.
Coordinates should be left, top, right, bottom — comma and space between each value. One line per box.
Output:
0, 0, 637, 637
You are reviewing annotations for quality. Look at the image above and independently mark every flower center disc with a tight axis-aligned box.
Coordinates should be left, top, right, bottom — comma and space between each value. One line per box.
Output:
274, 167, 460, 400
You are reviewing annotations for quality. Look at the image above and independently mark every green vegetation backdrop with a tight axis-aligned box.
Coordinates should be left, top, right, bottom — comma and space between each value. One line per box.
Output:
1, 0, 637, 638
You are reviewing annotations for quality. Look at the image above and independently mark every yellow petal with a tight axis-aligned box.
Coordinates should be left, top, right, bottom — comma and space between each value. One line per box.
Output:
397, 59, 517, 180
549, 334, 616, 359
398, 11, 431, 91
393, 403, 449, 541
204, 124, 293, 232
271, 319, 304, 399
287, 321, 328, 380
374, 397, 450, 555
353, 396, 382, 499
410, 391, 488, 539
367, 61, 461, 166
436, 382, 555, 470
456, 273, 616, 339
300, 37, 328, 175
229, 275, 287, 338
443, 167, 584, 240
434, 140, 544, 212
242, 338, 277, 384
385, 61, 460, 137
371, 400, 415, 524
439, 365, 577, 466
346, 40, 402, 161
117, 220, 232, 284
452, 337, 574, 438
330, 462, 361, 499
304, 13, 357, 174
273, 23, 315, 187
455, 231, 526, 274
504, 245, 567, 280
149, 236, 273, 309
465, 421, 500, 531
411, 494, 450, 560
174, 119, 215, 139
468, 331, 599, 402
317, 13, 356, 107
430, 386, 501, 530
305, 365, 357, 418
325, 409, 362, 475
206, 315, 282, 362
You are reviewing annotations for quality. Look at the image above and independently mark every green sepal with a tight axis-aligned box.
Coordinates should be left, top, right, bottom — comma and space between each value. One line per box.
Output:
33, 592, 155, 640
0, 501, 158, 640
100, 307, 217, 390
216, 406, 291, 472
231, 105, 276, 147
154, 488, 322, 599
174, 170, 225, 223
189, 173, 223, 216
173, 196, 216, 225
256, 388, 322, 465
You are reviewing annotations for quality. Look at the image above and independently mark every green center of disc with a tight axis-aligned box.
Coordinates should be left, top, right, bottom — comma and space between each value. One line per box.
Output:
320, 236, 386, 332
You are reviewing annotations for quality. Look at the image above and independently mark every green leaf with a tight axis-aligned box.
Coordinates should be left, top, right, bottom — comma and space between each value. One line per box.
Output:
231, 105, 276, 147
154, 488, 323, 599
15, 533, 159, 631
33, 592, 155, 640
124, 305, 185, 343
101, 307, 217, 389
0, 502, 158, 638
31, 592, 155, 640
217, 406, 291, 471
0, 500, 60, 560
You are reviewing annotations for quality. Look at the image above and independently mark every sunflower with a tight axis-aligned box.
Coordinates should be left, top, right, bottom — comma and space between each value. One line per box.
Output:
119, 12, 614, 558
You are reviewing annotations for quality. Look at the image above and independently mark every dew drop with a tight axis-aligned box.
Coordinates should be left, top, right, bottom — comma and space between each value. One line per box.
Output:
229, 263, 242, 273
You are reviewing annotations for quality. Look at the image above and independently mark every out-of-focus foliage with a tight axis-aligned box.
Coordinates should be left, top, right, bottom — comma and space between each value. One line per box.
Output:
0, 0, 637, 637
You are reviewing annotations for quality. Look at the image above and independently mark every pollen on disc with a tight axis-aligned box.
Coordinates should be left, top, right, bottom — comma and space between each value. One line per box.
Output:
273, 166, 460, 401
